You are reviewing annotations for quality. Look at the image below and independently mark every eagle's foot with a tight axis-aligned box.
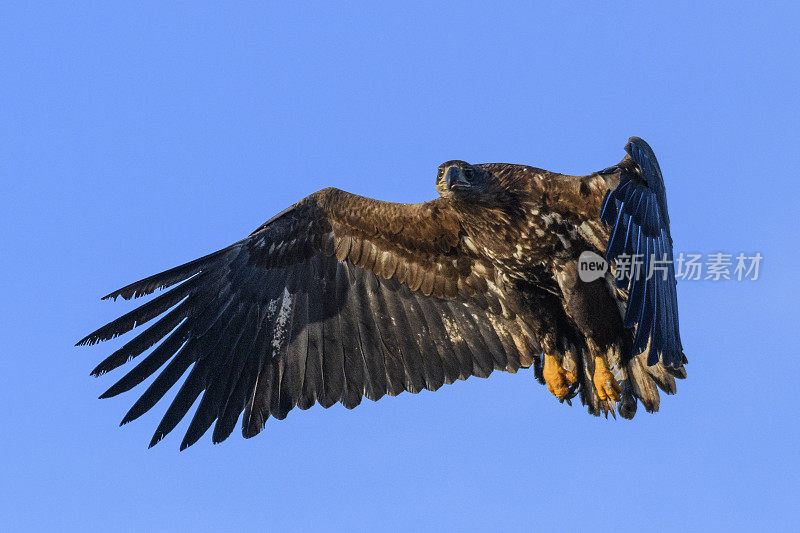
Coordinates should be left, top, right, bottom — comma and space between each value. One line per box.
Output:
543, 354, 577, 401
592, 356, 621, 406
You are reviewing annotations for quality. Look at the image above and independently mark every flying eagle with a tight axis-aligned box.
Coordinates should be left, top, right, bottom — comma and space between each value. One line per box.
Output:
78, 137, 686, 449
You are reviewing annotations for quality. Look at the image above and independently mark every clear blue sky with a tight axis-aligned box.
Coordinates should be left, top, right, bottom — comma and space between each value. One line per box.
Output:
2, 2, 798, 531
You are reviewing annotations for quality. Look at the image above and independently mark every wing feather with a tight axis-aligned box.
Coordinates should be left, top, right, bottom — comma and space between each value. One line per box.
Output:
335, 260, 364, 408
398, 286, 445, 392
79, 189, 543, 448
601, 137, 685, 368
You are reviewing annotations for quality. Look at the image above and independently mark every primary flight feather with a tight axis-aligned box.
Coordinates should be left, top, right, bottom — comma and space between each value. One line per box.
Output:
78, 137, 686, 449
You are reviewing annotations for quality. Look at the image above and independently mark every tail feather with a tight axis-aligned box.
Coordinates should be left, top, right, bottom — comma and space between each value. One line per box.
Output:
627, 354, 661, 413
644, 359, 678, 395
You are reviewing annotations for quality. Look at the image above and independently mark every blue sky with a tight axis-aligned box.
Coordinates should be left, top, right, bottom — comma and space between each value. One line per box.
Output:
2, 2, 799, 531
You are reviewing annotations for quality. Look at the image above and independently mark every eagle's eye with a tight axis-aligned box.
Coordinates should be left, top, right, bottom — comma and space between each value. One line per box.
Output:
464, 168, 474, 181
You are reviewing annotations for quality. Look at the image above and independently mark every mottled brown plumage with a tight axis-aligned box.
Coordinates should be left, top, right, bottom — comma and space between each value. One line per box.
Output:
78, 137, 686, 449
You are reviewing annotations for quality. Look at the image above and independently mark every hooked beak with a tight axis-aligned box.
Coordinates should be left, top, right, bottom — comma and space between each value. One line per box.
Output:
598, 154, 637, 177
444, 167, 470, 190
598, 165, 618, 175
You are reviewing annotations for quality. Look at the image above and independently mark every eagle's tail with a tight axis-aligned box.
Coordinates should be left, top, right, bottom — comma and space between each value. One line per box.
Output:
620, 350, 686, 417
571, 342, 684, 418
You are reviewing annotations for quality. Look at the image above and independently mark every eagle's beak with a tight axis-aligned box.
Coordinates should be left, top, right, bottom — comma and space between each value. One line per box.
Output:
598, 165, 618, 175
445, 167, 470, 190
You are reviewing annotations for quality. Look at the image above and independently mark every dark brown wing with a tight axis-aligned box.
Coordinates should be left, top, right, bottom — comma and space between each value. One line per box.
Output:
77, 188, 540, 449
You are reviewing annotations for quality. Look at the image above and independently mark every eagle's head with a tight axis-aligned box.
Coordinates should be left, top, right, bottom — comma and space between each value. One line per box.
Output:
435, 160, 498, 202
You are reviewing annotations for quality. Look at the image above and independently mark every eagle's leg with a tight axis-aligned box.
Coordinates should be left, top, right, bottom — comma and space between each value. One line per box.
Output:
583, 338, 622, 416
554, 263, 624, 415
592, 354, 621, 405
543, 353, 577, 401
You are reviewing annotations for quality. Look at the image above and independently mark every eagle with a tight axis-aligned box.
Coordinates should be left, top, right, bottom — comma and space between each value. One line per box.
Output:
78, 137, 686, 449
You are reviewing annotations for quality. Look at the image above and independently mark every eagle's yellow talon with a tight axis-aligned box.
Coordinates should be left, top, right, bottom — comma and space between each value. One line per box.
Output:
543, 354, 576, 400
593, 355, 621, 403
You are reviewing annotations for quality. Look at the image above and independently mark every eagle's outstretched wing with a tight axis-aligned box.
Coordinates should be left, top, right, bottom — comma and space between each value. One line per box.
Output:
77, 188, 540, 449
600, 137, 685, 368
